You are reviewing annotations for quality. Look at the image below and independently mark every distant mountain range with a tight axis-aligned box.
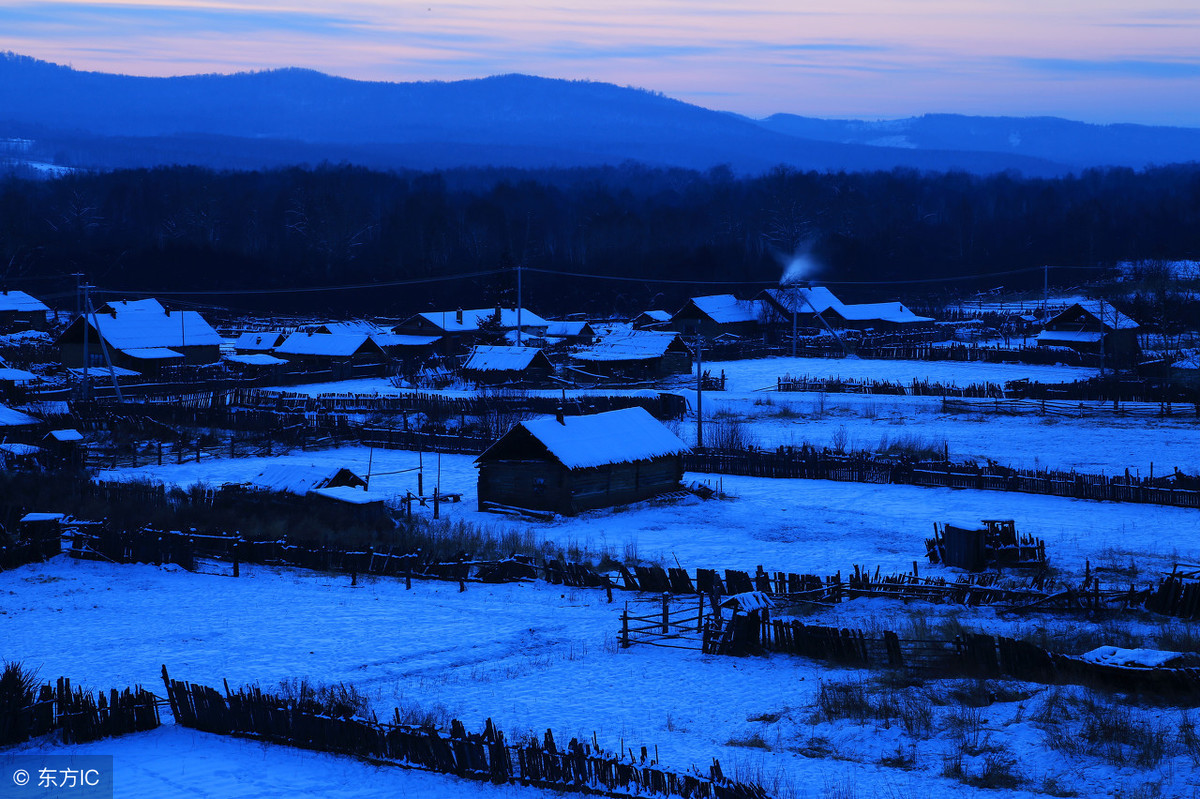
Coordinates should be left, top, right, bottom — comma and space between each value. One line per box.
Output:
2, 53, 1198, 177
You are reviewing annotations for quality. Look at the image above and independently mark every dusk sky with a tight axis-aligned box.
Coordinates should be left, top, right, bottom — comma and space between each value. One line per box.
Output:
4, 1, 1200, 126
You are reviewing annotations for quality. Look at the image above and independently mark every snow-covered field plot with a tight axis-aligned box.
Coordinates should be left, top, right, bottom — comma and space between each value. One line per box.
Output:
695, 392, 1200, 475
99, 445, 1200, 580
697, 355, 1098, 392
6, 558, 1200, 799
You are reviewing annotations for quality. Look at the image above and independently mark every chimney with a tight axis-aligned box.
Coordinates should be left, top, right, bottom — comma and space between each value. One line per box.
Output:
456, 308, 463, 325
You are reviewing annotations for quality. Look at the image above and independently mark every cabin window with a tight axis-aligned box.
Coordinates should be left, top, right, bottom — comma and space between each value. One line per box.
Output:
532, 477, 545, 495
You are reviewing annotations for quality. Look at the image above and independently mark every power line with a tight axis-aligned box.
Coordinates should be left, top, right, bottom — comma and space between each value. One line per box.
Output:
96, 268, 511, 298
524, 265, 1112, 287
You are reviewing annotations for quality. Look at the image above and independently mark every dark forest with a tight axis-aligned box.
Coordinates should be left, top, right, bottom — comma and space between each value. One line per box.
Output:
1, 161, 1198, 318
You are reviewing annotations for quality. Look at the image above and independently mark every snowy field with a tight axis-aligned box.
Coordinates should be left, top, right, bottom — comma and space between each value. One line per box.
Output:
12, 353, 1200, 798
99, 444, 1200, 580
6, 557, 1200, 799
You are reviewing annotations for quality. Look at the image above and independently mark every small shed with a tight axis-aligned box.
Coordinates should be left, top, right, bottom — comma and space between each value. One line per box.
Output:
632, 310, 672, 330
244, 463, 368, 496
462, 345, 554, 385
475, 407, 691, 515
543, 320, 595, 345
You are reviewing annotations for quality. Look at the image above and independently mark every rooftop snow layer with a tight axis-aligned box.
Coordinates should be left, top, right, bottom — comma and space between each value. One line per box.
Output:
571, 330, 686, 362
276, 332, 373, 357
82, 302, 221, 350
0, 403, 39, 427
0, 290, 50, 313
683, 295, 766, 325
463, 345, 547, 372
502, 406, 690, 470
410, 307, 549, 333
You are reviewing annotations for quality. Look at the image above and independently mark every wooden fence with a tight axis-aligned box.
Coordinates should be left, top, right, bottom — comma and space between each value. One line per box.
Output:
619, 597, 1200, 696
162, 670, 767, 799
777, 375, 1008, 398
684, 448, 1200, 509
0, 677, 160, 746
0, 537, 60, 570
66, 524, 610, 592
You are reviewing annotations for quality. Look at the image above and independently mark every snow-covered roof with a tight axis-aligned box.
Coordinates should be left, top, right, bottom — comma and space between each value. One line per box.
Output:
834, 301, 934, 324
78, 301, 221, 351
371, 333, 440, 348
544, 321, 592, 338
318, 320, 389, 336
0, 402, 39, 427
762, 286, 844, 315
123, 347, 184, 360
0, 443, 42, 456
481, 407, 690, 470
681, 295, 766, 325
310, 485, 386, 505
634, 310, 672, 324
233, 331, 285, 351
408, 307, 549, 333
226, 353, 288, 366
47, 429, 83, 442
68, 365, 140, 378
0, 367, 38, 384
0, 290, 50, 313
463, 345, 550, 373
1047, 301, 1138, 331
572, 331, 688, 363
246, 463, 365, 496
275, 332, 378, 357
20, 512, 65, 523
1036, 330, 1103, 344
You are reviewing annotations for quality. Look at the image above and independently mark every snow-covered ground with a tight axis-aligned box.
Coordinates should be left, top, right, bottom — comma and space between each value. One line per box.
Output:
98, 443, 1200, 579
6, 558, 1200, 799
12, 354, 1200, 798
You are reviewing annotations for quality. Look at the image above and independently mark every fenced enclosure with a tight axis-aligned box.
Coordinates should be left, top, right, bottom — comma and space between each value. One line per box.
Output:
162, 670, 768, 799
619, 594, 1200, 696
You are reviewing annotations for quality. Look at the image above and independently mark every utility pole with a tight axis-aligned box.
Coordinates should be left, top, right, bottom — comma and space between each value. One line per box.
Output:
81, 282, 90, 400
1098, 297, 1106, 378
515, 263, 523, 346
1042, 264, 1049, 322
695, 331, 703, 449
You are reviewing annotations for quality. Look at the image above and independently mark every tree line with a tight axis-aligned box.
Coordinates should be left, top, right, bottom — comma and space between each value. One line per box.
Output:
0, 161, 1197, 319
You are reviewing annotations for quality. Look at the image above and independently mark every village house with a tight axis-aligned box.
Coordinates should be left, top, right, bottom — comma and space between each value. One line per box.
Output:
475, 406, 691, 515
394, 307, 549, 354
568, 330, 692, 381
0, 290, 51, 331
542, 320, 595, 346
1036, 301, 1140, 367
461, 345, 555, 386
757, 286, 933, 332
232, 331, 288, 354
273, 332, 387, 376
670, 294, 772, 339
55, 298, 222, 375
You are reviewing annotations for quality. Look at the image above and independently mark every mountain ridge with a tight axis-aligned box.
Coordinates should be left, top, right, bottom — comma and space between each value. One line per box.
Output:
2, 53, 1197, 176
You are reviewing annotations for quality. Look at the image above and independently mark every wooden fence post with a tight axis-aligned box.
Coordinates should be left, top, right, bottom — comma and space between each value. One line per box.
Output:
621, 604, 629, 648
